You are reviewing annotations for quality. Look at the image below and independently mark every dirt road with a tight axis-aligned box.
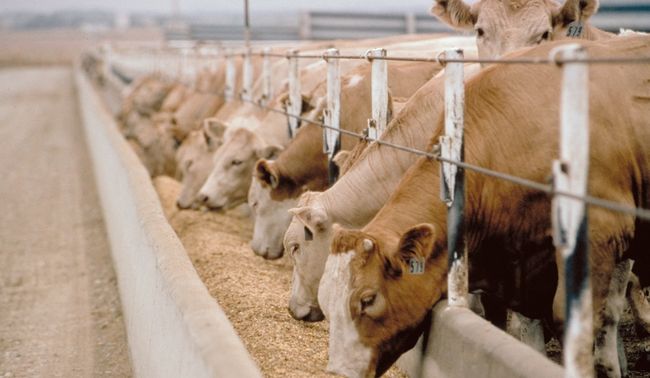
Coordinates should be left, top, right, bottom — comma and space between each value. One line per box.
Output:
0, 67, 132, 377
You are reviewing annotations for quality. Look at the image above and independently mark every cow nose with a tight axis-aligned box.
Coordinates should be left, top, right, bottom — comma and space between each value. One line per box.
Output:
263, 247, 284, 260
176, 199, 190, 209
250, 242, 265, 257
197, 193, 209, 204
288, 306, 325, 322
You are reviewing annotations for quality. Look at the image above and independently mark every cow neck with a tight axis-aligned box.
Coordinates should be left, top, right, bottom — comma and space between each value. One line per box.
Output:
365, 157, 448, 249
276, 123, 328, 190
319, 76, 447, 229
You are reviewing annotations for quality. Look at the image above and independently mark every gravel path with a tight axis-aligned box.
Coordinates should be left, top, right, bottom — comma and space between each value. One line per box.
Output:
0, 67, 132, 378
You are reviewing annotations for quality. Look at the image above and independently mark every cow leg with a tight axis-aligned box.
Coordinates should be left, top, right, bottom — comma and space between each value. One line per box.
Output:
594, 259, 633, 378
628, 272, 650, 335
505, 310, 546, 355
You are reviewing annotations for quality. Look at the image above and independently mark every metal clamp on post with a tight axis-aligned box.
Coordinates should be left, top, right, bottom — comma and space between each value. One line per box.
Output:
260, 47, 272, 106
550, 44, 593, 378
323, 48, 341, 185
287, 49, 301, 138
241, 48, 253, 102
440, 48, 468, 308
224, 49, 236, 102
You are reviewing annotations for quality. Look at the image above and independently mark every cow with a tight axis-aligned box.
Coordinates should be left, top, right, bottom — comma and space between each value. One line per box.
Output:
251, 60, 446, 261
317, 36, 650, 378
175, 118, 228, 209
431, 0, 612, 60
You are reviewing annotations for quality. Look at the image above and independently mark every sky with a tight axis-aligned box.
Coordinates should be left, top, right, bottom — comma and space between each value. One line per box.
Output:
0, 0, 441, 14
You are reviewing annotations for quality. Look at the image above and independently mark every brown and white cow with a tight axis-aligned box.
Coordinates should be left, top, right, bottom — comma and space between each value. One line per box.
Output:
432, 0, 612, 60
318, 36, 650, 377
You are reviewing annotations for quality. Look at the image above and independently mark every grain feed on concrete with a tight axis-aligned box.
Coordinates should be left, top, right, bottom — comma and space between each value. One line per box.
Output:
153, 176, 408, 378
152, 176, 650, 377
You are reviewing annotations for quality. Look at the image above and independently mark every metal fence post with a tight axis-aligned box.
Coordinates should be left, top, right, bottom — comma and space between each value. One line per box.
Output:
261, 47, 272, 106
324, 48, 341, 185
241, 48, 253, 101
287, 49, 301, 138
224, 50, 236, 102
367, 48, 388, 140
440, 48, 468, 308
102, 42, 112, 81
551, 44, 592, 378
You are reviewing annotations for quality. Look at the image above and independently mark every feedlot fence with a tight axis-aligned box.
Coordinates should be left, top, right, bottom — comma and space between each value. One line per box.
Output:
100, 39, 650, 377
164, 4, 650, 42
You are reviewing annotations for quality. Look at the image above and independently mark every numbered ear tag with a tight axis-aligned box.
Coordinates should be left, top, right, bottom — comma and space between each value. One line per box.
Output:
566, 21, 583, 38
304, 226, 313, 241
408, 257, 425, 275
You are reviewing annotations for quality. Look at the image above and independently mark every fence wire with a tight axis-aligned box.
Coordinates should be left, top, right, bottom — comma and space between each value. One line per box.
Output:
108, 50, 650, 222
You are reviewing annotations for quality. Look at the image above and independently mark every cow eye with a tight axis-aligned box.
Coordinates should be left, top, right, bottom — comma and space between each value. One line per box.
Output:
289, 244, 299, 256
185, 159, 193, 170
476, 27, 485, 38
231, 159, 243, 166
360, 294, 376, 311
538, 31, 551, 43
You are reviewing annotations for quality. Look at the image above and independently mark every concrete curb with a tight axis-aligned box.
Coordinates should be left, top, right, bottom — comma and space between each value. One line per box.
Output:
74, 67, 262, 378
397, 301, 564, 378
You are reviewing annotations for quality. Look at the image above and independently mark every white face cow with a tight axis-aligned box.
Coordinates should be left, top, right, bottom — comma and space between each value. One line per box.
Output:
431, 0, 601, 60
319, 224, 448, 378
197, 127, 282, 210
283, 193, 332, 322
248, 177, 298, 260
175, 118, 227, 209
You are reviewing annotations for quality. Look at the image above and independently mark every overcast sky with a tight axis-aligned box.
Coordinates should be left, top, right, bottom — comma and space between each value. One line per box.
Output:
0, 0, 441, 14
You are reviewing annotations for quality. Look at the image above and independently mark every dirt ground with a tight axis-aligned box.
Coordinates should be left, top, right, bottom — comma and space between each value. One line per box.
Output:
0, 28, 163, 67
153, 176, 407, 378
0, 67, 132, 377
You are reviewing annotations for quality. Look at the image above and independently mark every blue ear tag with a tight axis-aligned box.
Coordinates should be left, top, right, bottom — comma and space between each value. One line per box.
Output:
408, 257, 425, 275
566, 21, 583, 38
304, 226, 313, 241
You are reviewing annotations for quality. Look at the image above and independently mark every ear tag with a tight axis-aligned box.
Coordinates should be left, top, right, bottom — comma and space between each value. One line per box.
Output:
566, 21, 583, 38
304, 226, 313, 241
408, 257, 425, 275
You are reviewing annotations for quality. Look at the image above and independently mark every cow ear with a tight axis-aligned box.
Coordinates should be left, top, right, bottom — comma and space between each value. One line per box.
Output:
300, 94, 314, 113
288, 206, 328, 233
398, 224, 437, 261
383, 224, 437, 277
256, 144, 283, 160
202, 118, 227, 148
280, 92, 314, 113
553, 0, 599, 27
332, 150, 351, 170
255, 159, 280, 189
430, 0, 477, 30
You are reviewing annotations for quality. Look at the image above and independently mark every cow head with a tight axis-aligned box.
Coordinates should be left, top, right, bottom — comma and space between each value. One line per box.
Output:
284, 192, 332, 322
431, 0, 600, 60
248, 174, 298, 260
319, 224, 447, 377
198, 127, 282, 210
175, 118, 227, 209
